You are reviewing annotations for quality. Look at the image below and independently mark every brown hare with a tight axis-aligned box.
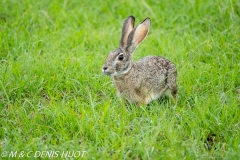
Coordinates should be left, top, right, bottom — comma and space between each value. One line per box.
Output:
102, 16, 177, 105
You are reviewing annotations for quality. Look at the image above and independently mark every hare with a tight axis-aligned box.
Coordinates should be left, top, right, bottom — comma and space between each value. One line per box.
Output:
102, 16, 177, 105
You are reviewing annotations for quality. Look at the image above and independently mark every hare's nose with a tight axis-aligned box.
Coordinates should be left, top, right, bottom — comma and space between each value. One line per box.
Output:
103, 67, 108, 71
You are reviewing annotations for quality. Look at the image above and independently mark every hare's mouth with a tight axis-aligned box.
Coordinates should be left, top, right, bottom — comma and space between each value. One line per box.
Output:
103, 70, 120, 77
102, 68, 115, 76
103, 71, 113, 76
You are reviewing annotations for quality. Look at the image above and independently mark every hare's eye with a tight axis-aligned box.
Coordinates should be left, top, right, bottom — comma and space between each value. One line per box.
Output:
118, 54, 124, 61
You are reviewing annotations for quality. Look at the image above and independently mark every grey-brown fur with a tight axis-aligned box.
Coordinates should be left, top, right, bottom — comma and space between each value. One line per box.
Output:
102, 16, 177, 105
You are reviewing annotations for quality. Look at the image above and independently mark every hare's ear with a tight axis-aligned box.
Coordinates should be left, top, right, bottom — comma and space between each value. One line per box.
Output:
120, 16, 135, 48
126, 18, 150, 54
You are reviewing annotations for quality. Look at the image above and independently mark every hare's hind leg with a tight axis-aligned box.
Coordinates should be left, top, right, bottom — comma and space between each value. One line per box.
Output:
170, 87, 177, 104
166, 67, 177, 103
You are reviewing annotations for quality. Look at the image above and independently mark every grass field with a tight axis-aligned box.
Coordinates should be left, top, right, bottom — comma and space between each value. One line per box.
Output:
0, 0, 239, 159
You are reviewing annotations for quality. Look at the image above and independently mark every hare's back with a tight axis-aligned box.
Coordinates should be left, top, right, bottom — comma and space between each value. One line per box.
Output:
134, 56, 176, 92
136, 56, 175, 73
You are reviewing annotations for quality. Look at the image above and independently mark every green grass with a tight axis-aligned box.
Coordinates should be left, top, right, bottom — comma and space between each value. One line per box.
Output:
0, 0, 239, 159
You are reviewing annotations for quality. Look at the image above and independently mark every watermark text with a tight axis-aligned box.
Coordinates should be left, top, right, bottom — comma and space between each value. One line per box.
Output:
1, 150, 87, 158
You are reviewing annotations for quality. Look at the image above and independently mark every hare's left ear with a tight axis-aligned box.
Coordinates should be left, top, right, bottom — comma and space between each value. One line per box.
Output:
126, 18, 150, 54
120, 16, 135, 48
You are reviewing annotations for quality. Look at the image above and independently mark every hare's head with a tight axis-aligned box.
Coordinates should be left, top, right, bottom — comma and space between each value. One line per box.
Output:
102, 16, 150, 76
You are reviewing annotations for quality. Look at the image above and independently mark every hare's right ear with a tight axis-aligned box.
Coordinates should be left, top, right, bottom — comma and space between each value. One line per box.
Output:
120, 16, 135, 48
126, 18, 150, 54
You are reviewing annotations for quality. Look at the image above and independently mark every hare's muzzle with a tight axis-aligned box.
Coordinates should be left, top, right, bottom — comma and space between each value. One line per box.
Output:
102, 65, 111, 76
